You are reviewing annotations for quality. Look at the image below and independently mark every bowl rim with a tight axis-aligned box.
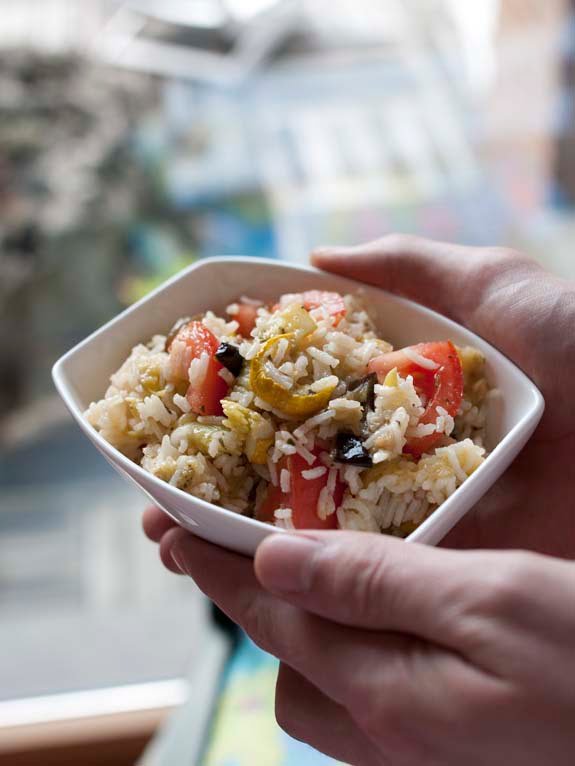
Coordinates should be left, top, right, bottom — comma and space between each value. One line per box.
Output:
52, 255, 545, 541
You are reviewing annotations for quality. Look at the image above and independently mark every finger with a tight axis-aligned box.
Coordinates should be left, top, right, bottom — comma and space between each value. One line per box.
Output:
142, 506, 178, 543
275, 663, 384, 766
158, 526, 189, 574
167, 531, 437, 711
311, 234, 537, 328
254, 530, 479, 649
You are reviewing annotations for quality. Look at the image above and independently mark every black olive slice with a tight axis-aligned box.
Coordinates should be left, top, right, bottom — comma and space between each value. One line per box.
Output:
335, 432, 373, 467
215, 342, 244, 376
348, 373, 377, 410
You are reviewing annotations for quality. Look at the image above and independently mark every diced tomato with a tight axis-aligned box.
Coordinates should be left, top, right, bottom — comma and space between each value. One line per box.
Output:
186, 358, 229, 416
169, 320, 229, 416
234, 299, 260, 338
256, 450, 344, 530
368, 341, 463, 457
256, 481, 287, 524
301, 290, 346, 324
277, 290, 347, 325
290, 453, 340, 529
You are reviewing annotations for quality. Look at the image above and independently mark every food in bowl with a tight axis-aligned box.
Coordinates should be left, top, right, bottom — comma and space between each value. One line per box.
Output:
85, 290, 490, 535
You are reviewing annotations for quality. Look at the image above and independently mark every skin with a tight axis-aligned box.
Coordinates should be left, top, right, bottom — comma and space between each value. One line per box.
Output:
143, 236, 575, 765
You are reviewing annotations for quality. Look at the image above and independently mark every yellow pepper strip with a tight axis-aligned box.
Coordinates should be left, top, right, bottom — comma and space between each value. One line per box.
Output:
221, 399, 274, 465
383, 367, 399, 387
456, 345, 487, 404
248, 436, 274, 464
170, 422, 232, 457
362, 457, 416, 488
250, 334, 337, 418
261, 304, 317, 341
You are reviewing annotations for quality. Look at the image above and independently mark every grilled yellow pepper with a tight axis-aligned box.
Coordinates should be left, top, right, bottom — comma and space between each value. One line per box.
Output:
221, 399, 274, 464
362, 457, 416, 488
250, 334, 337, 418
260, 304, 317, 341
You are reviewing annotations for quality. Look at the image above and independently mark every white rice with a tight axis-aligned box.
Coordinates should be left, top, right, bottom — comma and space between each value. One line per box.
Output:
86, 290, 491, 538
218, 367, 235, 385
229, 389, 254, 407
240, 339, 261, 361
293, 410, 334, 440
274, 508, 295, 529
267, 454, 279, 487
188, 352, 210, 387
263, 361, 293, 390
202, 311, 239, 339
272, 338, 290, 366
326, 466, 338, 494
293, 441, 316, 466
137, 395, 174, 428
435, 405, 455, 436
173, 393, 191, 413
302, 466, 327, 480
403, 347, 439, 370
317, 486, 336, 520
310, 375, 339, 393
280, 468, 291, 493
307, 346, 339, 368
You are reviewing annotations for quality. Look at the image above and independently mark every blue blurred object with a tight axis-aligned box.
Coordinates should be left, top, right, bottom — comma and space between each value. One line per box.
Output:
201, 634, 344, 766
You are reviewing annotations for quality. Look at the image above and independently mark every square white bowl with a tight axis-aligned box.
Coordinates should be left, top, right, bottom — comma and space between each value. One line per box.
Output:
52, 256, 544, 555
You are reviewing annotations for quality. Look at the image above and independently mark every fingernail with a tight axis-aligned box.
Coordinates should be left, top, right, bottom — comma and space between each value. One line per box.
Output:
170, 544, 188, 575
257, 534, 321, 593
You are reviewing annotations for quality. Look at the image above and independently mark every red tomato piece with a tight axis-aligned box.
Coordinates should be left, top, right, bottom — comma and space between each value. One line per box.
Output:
256, 451, 344, 530
256, 482, 286, 524
234, 299, 260, 338
301, 290, 346, 320
277, 290, 347, 325
289, 453, 339, 530
368, 341, 463, 457
186, 358, 229, 416
169, 320, 228, 416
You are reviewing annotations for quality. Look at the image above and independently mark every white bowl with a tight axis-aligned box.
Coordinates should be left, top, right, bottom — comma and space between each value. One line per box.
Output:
52, 256, 544, 555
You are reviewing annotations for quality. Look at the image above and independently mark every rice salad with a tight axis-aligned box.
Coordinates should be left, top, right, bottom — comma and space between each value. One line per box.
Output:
85, 290, 490, 536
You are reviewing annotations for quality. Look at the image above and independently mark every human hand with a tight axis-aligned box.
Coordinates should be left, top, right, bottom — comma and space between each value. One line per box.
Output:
142, 236, 575, 764
312, 236, 575, 556
142, 518, 575, 766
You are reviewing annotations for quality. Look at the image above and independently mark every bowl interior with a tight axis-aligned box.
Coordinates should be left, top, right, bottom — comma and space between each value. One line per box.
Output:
53, 257, 543, 553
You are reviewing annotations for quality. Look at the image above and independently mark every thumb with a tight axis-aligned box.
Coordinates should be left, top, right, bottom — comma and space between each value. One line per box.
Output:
311, 234, 537, 329
255, 531, 478, 649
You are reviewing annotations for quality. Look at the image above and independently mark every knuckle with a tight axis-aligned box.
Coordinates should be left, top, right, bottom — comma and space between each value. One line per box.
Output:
344, 552, 389, 622
240, 598, 305, 667
488, 246, 523, 264
350, 652, 413, 741
489, 554, 535, 607
460, 553, 537, 620
491, 553, 538, 609
355, 689, 411, 754
472, 247, 523, 281
381, 232, 423, 254
240, 594, 277, 652
352, 652, 441, 764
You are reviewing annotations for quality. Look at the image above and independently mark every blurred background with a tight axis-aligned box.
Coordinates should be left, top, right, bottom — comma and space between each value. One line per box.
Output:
1, 1, 574, 764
